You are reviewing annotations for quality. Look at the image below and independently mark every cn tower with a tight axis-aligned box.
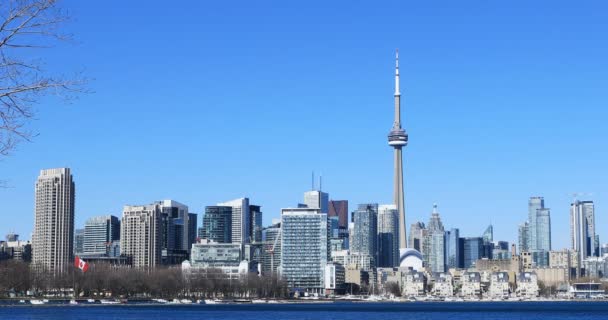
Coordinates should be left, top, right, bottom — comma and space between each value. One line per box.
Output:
388, 50, 408, 249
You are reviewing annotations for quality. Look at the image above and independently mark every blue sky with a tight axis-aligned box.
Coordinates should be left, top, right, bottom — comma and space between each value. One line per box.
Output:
1, 1, 606, 249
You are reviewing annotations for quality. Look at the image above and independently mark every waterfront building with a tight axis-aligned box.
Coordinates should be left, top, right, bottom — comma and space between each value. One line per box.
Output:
408, 221, 426, 252
120, 203, 162, 268
488, 272, 510, 299
74, 228, 84, 255
218, 198, 251, 245
402, 271, 426, 297
351, 203, 378, 264
200, 206, 232, 243
582, 256, 608, 278
532, 267, 570, 287
570, 200, 598, 276
324, 263, 346, 295
32, 168, 75, 274
461, 272, 481, 297
387, 50, 408, 252
303, 190, 329, 213
280, 208, 328, 293
431, 272, 454, 297
249, 205, 263, 243
378, 204, 399, 267
83, 215, 120, 256
461, 237, 483, 269
186, 240, 248, 280
445, 228, 461, 269
328, 200, 348, 228
424, 204, 445, 272
516, 272, 539, 298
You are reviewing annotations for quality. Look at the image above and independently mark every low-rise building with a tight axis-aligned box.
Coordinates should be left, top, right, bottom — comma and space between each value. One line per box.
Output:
516, 272, 539, 298
324, 263, 345, 295
570, 282, 605, 299
488, 272, 510, 299
582, 256, 608, 278
402, 271, 426, 297
0, 239, 31, 262
461, 272, 481, 297
531, 267, 570, 287
186, 240, 248, 280
431, 272, 454, 297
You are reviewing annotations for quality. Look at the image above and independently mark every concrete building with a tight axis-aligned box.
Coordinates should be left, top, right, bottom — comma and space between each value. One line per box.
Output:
408, 222, 426, 253
0, 238, 31, 262
120, 203, 162, 268
83, 215, 120, 256
516, 272, 539, 297
532, 267, 570, 287
328, 200, 348, 228
461, 272, 482, 297
324, 263, 345, 295
200, 206, 232, 243
303, 190, 329, 213
378, 204, 399, 267
280, 208, 328, 293
32, 168, 75, 274
521, 251, 533, 270
488, 272, 510, 299
402, 271, 426, 297
582, 256, 608, 278
218, 198, 251, 245
424, 204, 445, 272
351, 204, 378, 264
186, 240, 248, 280
431, 272, 454, 297
475, 258, 521, 274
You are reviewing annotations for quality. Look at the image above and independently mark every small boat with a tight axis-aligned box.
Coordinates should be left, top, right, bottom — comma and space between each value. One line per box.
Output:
87, 299, 96, 303
267, 300, 279, 304
180, 299, 192, 304
252, 299, 266, 304
204, 299, 221, 304
100, 299, 120, 305
19, 300, 26, 304
153, 298, 168, 304
69, 300, 78, 305
30, 299, 45, 305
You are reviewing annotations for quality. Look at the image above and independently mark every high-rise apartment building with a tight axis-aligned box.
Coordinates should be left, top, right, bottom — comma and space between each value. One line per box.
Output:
570, 200, 597, 275
351, 203, 378, 265
218, 198, 251, 244
518, 222, 529, 254
157, 200, 193, 264
32, 168, 75, 274
527, 197, 551, 267
304, 190, 329, 213
280, 208, 328, 292
121, 204, 162, 268
249, 205, 263, 243
74, 228, 84, 256
83, 215, 120, 256
328, 200, 348, 228
261, 222, 281, 275
377, 204, 399, 267
201, 206, 233, 243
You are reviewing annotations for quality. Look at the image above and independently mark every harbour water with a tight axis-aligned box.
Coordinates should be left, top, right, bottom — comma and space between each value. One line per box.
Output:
1, 302, 608, 320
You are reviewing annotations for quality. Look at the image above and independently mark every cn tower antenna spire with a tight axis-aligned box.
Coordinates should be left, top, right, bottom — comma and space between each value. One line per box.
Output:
395, 49, 400, 96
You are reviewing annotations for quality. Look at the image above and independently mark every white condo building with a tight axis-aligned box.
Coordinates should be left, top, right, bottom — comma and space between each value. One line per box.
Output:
218, 198, 251, 244
32, 168, 75, 274
120, 204, 162, 268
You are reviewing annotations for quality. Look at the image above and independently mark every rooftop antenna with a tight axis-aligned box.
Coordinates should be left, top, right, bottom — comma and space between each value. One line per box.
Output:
312, 171, 315, 190
320, 174, 323, 192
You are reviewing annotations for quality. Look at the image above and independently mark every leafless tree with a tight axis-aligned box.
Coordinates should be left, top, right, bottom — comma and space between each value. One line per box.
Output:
0, 0, 86, 157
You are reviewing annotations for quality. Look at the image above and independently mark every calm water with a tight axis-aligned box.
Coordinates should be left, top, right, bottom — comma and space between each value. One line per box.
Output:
1, 302, 608, 320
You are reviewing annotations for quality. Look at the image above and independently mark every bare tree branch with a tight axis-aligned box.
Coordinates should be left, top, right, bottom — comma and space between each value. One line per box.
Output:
0, 0, 86, 158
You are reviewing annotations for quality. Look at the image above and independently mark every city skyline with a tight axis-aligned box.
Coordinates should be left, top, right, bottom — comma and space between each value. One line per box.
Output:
1, 1, 607, 249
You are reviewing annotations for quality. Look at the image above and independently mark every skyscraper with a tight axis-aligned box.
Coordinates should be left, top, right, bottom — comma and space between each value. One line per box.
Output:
527, 197, 551, 266
424, 204, 445, 272
408, 221, 426, 252
200, 206, 232, 243
158, 200, 191, 264
218, 198, 251, 244
304, 190, 329, 213
32, 168, 75, 274
280, 208, 328, 293
328, 200, 348, 228
351, 204, 378, 264
120, 203, 162, 268
571, 200, 597, 274
461, 237, 483, 269
445, 228, 460, 269
387, 50, 408, 250
378, 204, 399, 267
249, 205, 263, 243
518, 222, 529, 254
83, 215, 120, 256
74, 228, 84, 256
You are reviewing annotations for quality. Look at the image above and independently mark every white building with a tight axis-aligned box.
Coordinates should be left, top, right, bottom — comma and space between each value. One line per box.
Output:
303, 190, 329, 213
324, 263, 345, 294
402, 271, 426, 297
280, 208, 328, 293
516, 272, 539, 298
218, 198, 251, 245
185, 240, 248, 280
120, 204, 162, 268
32, 168, 75, 274
461, 272, 481, 297
488, 272, 510, 299
431, 272, 454, 297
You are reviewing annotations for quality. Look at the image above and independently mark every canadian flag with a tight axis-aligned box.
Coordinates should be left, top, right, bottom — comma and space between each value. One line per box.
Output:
74, 256, 89, 272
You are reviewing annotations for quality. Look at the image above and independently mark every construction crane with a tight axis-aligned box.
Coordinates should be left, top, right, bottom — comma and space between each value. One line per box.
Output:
266, 227, 282, 275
